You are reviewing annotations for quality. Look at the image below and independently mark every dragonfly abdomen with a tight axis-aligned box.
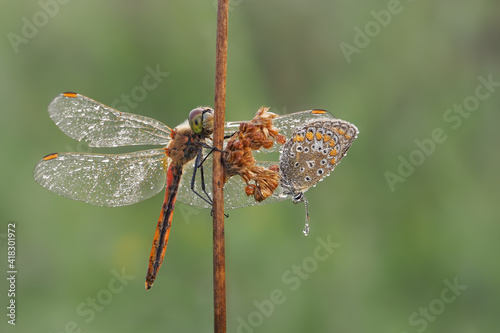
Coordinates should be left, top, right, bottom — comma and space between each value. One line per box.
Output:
145, 162, 184, 290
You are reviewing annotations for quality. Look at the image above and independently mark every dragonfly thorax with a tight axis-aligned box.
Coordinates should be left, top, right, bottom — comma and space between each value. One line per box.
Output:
166, 127, 203, 166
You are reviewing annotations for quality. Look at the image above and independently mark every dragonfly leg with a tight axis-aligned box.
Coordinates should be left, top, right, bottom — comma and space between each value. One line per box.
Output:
224, 132, 236, 140
198, 161, 213, 206
198, 145, 215, 167
208, 204, 229, 218
189, 149, 215, 207
193, 145, 221, 202
199, 142, 224, 158
196, 147, 229, 217
187, 147, 229, 217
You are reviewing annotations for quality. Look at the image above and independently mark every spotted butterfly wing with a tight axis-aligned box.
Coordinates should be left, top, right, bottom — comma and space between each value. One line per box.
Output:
279, 116, 359, 198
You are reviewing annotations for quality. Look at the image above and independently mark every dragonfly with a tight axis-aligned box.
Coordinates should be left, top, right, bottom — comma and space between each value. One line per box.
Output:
34, 92, 216, 290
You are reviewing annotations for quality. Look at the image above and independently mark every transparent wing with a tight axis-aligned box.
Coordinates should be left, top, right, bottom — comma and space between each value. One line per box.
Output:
34, 149, 169, 207
224, 109, 337, 153
177, 158, 292, 209
48, 92, 172, 147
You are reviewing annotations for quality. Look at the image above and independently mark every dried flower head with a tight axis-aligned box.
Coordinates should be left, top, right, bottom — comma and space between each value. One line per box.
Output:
222, 107, 285, 202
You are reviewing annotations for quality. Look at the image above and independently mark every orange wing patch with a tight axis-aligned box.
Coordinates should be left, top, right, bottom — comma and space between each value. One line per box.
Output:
311, 109, 326, 115
43, 153, 58, 161
62, 92, 78, 98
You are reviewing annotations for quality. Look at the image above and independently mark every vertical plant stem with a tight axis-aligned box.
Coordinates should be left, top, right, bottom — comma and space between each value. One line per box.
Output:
213, 0, 229, 332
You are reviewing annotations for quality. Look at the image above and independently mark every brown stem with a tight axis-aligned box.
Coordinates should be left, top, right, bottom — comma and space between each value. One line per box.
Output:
213, 0, 229, 332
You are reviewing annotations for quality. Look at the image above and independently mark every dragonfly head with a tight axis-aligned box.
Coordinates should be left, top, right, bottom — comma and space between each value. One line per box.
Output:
189, 107, 214, 136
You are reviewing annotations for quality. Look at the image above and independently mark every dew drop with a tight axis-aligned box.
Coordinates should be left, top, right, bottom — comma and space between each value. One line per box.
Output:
302, 222, 309, 236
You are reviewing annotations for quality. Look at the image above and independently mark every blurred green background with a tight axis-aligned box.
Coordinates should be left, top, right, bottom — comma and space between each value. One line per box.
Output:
1, 1, 499, 332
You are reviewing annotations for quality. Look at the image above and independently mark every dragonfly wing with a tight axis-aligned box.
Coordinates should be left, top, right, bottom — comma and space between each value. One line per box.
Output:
272, 109, 336, 139
223, 120, 243, 138
34, 149, 168, 207
48, 92, 172, 147
177, 159, 292, 209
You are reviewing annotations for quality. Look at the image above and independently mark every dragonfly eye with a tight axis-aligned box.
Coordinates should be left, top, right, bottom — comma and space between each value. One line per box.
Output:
188, 108, 204, 134
189, 107, 214, 135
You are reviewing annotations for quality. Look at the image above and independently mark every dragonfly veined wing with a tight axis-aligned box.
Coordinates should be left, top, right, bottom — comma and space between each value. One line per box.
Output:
34, 149, 169, 207
177, 160, 293, 209
48, 92, 172, 147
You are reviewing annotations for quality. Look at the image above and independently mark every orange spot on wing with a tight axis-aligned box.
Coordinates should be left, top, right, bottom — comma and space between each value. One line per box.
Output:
315, 132, 323, 141
311, 109, 326, 114
306, 132, 314, 141
323, 135, 331, 142
330, 148, 338, 156
62, 92, 77, 98
43, 153, 58, 161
